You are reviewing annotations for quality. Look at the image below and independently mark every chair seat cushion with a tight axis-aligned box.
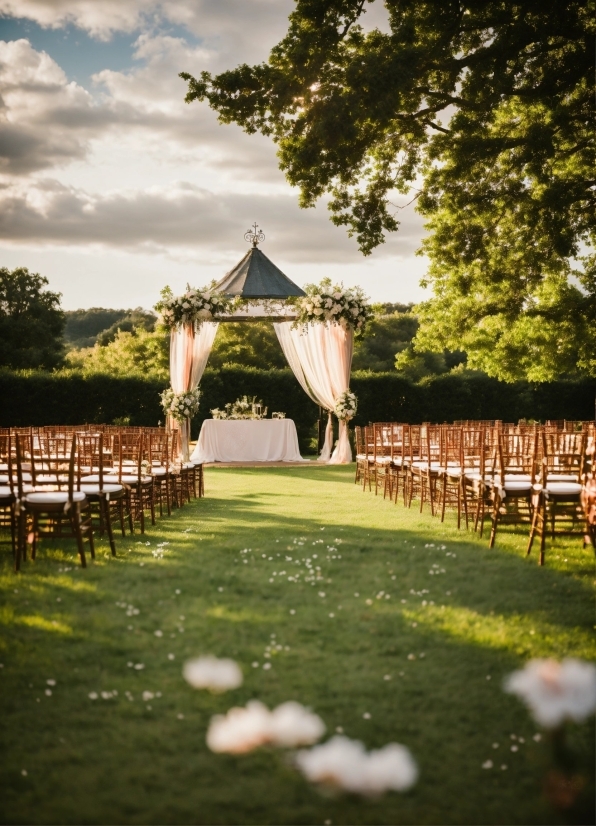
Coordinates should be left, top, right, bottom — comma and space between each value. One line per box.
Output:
546, 474, 580, 482
26, 491, 87, 505
545, 482, 582, 496
82, 474, 152, 484
151, 467, 168, 476
0, 485, 15, 498
80, 483, 124, 495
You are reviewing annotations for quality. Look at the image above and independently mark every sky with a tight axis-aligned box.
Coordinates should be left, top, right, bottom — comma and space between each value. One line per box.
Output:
0, 0, 430, 311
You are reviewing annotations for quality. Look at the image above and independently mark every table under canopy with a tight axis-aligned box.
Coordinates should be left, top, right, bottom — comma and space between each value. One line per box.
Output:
190, 419, 306, 464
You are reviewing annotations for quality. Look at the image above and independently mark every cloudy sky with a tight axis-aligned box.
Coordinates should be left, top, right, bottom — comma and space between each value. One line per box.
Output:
0, 0, 429, 311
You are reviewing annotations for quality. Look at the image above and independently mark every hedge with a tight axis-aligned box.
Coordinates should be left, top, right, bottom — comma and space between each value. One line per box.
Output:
0, 369, 593, 452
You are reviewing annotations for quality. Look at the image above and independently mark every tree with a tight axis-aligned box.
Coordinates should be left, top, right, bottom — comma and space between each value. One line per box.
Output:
0, 267, 65, 370
64, 308, 129, 349
66, 327, 169, 379
95, 309, 156, 346
208, 322, 287, 369
353, 307, 418, 371
181, 0, 594, 381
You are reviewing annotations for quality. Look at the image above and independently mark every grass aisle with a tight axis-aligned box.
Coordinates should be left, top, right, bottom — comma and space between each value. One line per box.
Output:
0, 466, 594, 825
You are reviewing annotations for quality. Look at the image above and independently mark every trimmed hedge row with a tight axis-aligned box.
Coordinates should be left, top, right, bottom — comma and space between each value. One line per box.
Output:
0, 369, 593, 452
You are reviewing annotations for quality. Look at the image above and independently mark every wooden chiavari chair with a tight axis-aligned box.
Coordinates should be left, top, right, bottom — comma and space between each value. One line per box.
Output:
0, 431, 17, 557
408, 424, 441, 514
437, 425, 465, 527
373, 423, 393, 496
527, 431, 586, 565
388, 423, 407, 503
488, 430, 539, 548
15, 434, 94, 569
76, 433, 128, 555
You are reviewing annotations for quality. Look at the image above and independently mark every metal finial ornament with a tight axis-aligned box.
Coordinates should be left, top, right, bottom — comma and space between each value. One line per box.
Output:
244, 222, 265, 247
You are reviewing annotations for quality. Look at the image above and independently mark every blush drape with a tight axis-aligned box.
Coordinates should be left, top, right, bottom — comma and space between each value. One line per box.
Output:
169, 321, 219, 461
273, 321, 354, 463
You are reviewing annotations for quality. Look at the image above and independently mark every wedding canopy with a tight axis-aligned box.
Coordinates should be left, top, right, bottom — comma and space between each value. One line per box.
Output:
162, 225, 361, 464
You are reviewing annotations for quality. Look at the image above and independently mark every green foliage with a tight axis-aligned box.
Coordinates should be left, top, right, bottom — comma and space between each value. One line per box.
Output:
209, 322, 287, 370
0, 370, 592, 450
353, 310, 418, 372
64, 308, 128, 348
66, 327, 169, 379
0, 266, 65, 370
95, 309, 156, 346
181, 0, 594, 381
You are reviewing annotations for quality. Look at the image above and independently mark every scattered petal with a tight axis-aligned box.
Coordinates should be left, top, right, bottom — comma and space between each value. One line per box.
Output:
183, 656, 243, 693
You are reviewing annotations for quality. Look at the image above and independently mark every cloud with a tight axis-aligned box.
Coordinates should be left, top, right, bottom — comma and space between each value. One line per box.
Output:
0, 0, 295, 62
0, 177, 424, 262
0, 36, 284, 182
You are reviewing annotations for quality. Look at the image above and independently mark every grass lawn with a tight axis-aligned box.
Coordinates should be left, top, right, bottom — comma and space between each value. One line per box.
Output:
0, 465, 594, 825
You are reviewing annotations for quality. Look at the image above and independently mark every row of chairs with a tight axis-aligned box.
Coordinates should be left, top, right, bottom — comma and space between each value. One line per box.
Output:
0, 425, 203, 571
355, 421, 596, 565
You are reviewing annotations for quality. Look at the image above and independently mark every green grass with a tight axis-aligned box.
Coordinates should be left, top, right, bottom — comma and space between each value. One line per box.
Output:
0, 466, 594, 825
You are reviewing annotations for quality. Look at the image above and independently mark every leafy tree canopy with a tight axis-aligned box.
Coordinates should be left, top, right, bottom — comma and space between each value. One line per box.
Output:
0, 267, 65, 370
96, 309, 156, 346
65, 308, 156, 348
66, 327, 169, 379
181, 0, 594, 382
209, 322, 288, 370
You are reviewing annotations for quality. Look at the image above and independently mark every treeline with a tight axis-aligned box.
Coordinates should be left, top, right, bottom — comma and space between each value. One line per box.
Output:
0, 369, 592, 451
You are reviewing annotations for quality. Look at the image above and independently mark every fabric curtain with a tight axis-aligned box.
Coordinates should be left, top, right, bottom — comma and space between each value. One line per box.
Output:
273, 321, 354, 463
169, 321, 219, 461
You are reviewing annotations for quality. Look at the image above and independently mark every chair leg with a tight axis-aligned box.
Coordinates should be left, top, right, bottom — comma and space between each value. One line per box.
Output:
488, 494, 501, 548
70, 506, 87, 568
103, 497, 116, 556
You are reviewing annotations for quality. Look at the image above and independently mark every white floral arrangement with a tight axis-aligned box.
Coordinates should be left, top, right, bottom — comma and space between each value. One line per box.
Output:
293, 277, 373, 336
155, 283, 231, 330
334, 390, 358, 421
160, 387, 201, 422
211, 396, 267, 420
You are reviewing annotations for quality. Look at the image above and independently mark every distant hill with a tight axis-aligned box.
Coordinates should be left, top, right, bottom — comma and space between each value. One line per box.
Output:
65, 308, 156, 349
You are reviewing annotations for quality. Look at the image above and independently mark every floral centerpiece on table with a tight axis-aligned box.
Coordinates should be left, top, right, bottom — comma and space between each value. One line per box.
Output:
211, 396, 267, 420
155, 283, 231, 330
160, 387, 201, 422
292, 278, 373, 336
334, 390, 358, 421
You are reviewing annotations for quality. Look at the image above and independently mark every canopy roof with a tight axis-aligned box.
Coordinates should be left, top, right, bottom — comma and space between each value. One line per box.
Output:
215, 247, 306, 299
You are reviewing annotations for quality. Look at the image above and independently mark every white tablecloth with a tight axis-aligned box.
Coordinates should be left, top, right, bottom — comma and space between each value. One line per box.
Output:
190, 419, 306, 463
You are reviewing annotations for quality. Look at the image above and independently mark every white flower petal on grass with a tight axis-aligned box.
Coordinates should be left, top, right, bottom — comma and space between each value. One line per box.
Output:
183, 656, 243, 693
482, 760, 493, 769
88, 692, 98, 700
295, 736, 418, 796
207, 700, 325, 754
269, 701, 326, 748
207, 700, 273, 754
504, 658, 596, 728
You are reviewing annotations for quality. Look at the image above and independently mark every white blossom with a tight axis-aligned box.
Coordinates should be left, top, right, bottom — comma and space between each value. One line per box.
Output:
206, 700, 325, 753
183, 656, 243, 693
295, 736, 418, 796
504, 658, 596, 728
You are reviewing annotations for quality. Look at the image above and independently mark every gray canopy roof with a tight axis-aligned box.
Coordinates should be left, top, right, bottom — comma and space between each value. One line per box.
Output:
214, 247, 305, 299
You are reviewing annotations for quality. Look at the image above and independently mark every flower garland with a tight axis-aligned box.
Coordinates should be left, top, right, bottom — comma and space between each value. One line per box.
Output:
334, 390, 358, 421
211, 396, 267, 420
155, 284, 231, 330
293, 278, 373, 336
160, 387, 201, 422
